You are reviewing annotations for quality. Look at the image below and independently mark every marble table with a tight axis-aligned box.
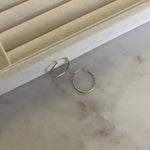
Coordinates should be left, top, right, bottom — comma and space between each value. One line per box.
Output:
0, 22, 150, 150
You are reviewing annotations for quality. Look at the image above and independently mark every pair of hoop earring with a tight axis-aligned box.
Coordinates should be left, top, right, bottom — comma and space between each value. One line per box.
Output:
49, 57, 96, 94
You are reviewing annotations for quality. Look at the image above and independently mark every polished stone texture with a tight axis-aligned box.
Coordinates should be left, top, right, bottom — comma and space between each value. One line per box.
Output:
0, 22, 150, 150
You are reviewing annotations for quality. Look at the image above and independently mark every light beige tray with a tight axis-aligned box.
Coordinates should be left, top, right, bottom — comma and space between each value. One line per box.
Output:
0, 0, 150, 95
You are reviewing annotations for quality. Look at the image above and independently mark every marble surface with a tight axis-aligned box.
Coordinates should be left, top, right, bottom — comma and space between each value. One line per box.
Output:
0, 22, 150, 150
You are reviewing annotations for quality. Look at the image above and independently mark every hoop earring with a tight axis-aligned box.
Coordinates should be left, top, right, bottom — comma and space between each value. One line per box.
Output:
72, 68, 96, 93
49, 57, 70, 78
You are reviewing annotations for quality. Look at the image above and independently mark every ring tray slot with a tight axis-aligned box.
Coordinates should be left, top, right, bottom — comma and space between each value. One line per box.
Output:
0, 0, 150, 95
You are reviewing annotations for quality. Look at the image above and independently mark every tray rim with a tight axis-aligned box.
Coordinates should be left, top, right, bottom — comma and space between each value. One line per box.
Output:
0, 0, 150, 95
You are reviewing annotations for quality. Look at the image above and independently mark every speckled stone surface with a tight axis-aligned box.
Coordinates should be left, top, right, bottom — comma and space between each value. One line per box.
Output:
0, 22, 150, 150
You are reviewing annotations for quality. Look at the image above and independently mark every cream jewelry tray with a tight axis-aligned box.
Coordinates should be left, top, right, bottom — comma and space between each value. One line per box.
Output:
0, 0, 150, 95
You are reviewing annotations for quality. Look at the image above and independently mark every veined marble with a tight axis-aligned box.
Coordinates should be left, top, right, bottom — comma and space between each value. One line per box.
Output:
0, 22, 150, 150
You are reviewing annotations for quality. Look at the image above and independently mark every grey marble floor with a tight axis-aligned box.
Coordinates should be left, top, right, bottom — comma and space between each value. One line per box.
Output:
0, 22, 150, 150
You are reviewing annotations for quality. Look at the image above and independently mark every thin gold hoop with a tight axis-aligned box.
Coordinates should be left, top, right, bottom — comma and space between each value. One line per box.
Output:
49, 57, 70, 78
72, 68, 96, 93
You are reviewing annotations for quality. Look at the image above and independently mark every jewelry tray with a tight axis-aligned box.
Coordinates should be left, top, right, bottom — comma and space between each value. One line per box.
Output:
0, 0, 150, 95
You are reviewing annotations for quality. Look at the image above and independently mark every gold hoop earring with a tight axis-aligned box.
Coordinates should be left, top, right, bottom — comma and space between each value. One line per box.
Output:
72, 68, 96, 93
49, 57, 70, 78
